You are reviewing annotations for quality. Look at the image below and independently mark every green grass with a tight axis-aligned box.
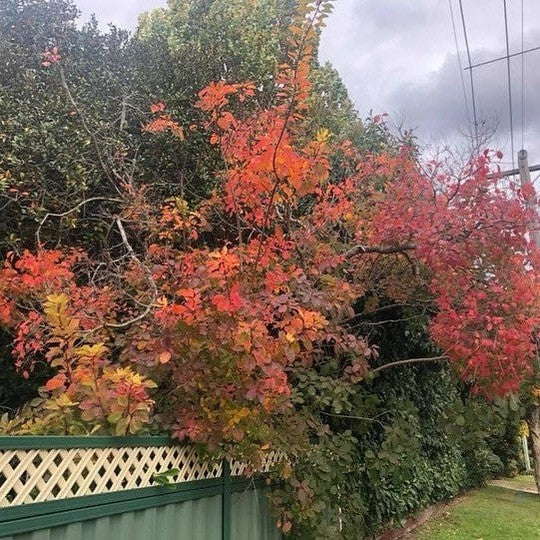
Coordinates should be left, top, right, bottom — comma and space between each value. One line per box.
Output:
415, 478, 540, 540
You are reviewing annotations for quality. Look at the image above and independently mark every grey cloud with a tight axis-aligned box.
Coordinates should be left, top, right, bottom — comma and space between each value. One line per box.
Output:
321, 0, 540, 162
385, 28, 540, 159
352, 0, 440, 36
77, 0, 165, 29
74, 0, 540, 163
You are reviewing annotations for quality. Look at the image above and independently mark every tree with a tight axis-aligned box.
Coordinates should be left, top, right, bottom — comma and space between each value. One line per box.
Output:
0, 1, 142, 253
1, 0, 371, 428
1, 0, 538, 534
138, 0, 297, 96
1, 0, 359, 254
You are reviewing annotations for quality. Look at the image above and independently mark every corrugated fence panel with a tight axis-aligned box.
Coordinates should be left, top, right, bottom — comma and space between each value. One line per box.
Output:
2, 495, 222, 540
0, 438, 282, 540
231, 490, 281, 540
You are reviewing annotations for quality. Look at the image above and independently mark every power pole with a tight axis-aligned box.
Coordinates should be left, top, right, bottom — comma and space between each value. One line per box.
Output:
518, 148, 540, 491
522, 430, 532, 472
518, 149, 540, 247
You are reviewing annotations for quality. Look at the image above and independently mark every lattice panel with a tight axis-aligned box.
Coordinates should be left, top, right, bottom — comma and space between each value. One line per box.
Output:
0, 445, 222, 507
229, 450, 285, 477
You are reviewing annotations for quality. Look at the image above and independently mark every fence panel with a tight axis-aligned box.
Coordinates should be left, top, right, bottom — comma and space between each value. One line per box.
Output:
231, 489, 281, 540
0, 437, 281, 540
2, 496, 223, 540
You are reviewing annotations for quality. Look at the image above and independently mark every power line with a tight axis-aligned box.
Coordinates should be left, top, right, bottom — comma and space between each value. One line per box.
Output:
503, 0, 515, 168
520, 0, 525, 150
464, 44, 540, 70
458, 0, 478, 140
448, 0, 471, 125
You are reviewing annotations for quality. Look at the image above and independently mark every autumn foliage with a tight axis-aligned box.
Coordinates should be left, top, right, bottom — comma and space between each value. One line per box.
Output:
0, 0, 538, 470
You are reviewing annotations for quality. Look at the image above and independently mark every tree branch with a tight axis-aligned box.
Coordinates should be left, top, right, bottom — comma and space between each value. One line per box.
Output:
339, 303, 432, 325
58, 66, 124, 191
86, 218, 158, 333
263, 0, 324, 225
36, 197, 123, 246
344, 242, 416, 258
253, 1, 324, 269
350, 315, 426, 327
103, 217, 158, 329
370, 355, 448, 375
320, 410, 389, 428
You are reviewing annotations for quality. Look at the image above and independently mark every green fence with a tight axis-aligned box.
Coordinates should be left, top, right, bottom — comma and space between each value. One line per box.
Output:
0, 437, 281, 540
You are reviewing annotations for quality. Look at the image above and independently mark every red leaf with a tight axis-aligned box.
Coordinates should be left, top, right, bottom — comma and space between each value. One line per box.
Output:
150, 102, 166, 113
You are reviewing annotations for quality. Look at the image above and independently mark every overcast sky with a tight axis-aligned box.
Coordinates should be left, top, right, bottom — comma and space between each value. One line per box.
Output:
76, 0, 540, 168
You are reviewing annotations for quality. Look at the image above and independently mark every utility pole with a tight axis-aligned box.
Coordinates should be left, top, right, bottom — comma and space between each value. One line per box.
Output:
518, 148, 540, 490
522, 429, 532, 472
518, 149, 540, 247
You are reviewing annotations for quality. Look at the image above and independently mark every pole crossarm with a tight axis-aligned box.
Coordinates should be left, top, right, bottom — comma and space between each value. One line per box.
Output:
465, 45, 540, 71
487, 162, 540, 179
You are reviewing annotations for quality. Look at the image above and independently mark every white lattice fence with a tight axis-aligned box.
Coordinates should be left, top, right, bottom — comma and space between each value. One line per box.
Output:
0, 439, 284, 508
230, 450, 283, 477
0, 444, 221, 507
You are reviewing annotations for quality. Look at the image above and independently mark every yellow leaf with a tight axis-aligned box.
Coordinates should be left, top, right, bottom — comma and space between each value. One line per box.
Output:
75, 343, 108, 359
315, 128, 331, 143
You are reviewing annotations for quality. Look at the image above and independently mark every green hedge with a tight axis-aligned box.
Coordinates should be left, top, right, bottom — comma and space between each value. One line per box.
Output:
355, 365, 516, 535
275, 317, 521, 539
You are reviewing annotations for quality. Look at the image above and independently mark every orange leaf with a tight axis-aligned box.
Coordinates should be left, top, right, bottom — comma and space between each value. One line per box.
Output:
45, 373, 67, 391
159, 351, 172, 364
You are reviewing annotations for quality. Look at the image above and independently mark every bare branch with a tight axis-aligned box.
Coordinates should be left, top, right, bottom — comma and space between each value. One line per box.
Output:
370, 355, 448, 375
58, 66, 125, 192
102, 217, 158, 329
36, 197, 123, 246
339, 303, 431, 325
119, 93, 127, 131
351, 315, 426, 327
85, 218, 158, 333
344, 242, 416, 258
320, 410, 390, 428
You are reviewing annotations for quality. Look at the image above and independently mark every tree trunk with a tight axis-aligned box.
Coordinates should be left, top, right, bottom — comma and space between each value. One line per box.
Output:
529, 405, 540, 494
